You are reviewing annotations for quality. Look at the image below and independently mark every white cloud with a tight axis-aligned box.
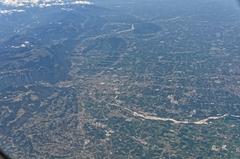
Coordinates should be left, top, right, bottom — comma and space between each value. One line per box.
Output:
0, 0, 92, 7
0, 9, 24, 15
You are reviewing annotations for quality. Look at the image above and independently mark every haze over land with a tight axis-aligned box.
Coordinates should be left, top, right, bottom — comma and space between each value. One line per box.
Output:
0, 0, 240, 158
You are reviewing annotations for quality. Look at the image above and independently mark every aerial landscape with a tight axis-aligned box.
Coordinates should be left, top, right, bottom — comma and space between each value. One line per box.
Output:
0, 0, 240, 158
